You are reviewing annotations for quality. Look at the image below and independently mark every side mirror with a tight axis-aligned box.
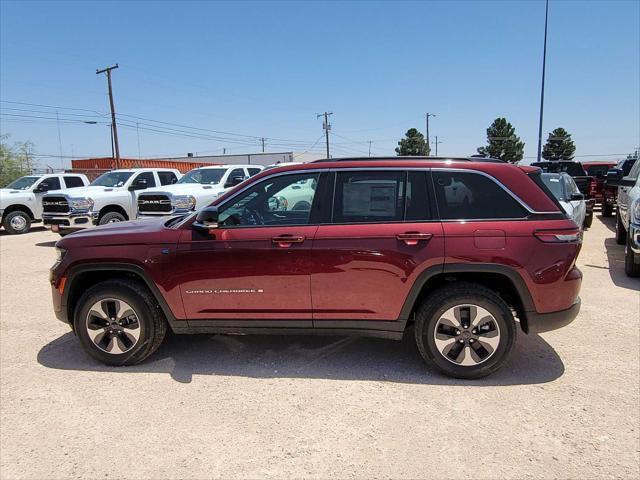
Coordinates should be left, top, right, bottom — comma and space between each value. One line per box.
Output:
128, 179, 148, 191
569, 193, 584, 201
193, 206, 219, 231
34, 182, 49, 193
224, 176, 245, 188
606, 169, 623, 184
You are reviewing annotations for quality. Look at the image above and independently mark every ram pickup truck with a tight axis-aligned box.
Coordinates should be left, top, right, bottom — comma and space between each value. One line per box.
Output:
531, 161, 595, 228
602, 157, 637, 217
608, 159, 640, 276
0, 173, 89, 234
42, 168, 181, 235
137, 165, 262, 217
582, 161, 617, 206
50, 157, 583, 379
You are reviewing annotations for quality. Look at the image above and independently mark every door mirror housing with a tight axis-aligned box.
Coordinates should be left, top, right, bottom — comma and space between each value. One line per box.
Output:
193, 206, 219, 231
224, 176, 245, 188
606, 168, 623, 184
128, 179, 148, 191
569, 192, 584, 201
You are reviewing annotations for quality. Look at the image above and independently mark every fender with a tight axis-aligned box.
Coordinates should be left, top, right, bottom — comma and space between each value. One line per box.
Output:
62, 262, 179, 328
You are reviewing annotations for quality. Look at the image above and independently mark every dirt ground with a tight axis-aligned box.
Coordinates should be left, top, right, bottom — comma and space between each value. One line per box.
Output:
1, 213, 638, 479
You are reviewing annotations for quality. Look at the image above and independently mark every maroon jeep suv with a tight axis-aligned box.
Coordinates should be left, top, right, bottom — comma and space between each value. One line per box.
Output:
50, 158, 582, 378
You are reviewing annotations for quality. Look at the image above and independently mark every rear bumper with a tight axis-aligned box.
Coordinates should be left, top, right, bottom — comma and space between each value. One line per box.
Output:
525, 297, 581, 334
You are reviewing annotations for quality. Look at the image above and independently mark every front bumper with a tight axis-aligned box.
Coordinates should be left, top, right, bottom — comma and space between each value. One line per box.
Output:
525, 297, 581, 334
629, 222, 640, 254
43, 211, 98, 230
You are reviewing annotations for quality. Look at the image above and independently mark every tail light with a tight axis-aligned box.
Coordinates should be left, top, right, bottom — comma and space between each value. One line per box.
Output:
589, 179, 597, 195
534, 229, 582, 243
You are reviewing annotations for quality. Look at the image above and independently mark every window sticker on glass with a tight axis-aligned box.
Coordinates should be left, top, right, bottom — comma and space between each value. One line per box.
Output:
343, 182, 397, 216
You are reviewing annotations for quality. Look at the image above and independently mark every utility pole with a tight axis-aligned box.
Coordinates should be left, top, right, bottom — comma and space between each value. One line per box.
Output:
96, 64, 121, 169
425, 113, 436, 155
317, 112, 333, 159
368, 140, 372, 157
432, 136, 443, 156
136, 122, 141, 159
56, 111, 64, 166
536, 0, 549, 163
260, 137, 266, 153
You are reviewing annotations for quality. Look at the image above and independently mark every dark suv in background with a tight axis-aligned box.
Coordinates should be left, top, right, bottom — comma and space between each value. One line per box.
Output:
50, 158, 582, 379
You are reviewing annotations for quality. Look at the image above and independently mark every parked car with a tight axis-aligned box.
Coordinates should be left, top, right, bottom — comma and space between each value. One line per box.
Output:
582, 161, 617, 206
42, 168, 181, 235
136, 165, 262, 218
540, 172, 587, 228
0, 173, 89, 234
531, 161, 595, 227
608, 160, 640, 276
50, 157, 582, 379
602, 157, 637, 217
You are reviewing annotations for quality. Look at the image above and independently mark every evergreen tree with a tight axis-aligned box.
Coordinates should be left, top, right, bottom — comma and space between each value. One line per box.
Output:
541, 127, 576, 161
476, 117, 525, 163
395, 128, 430, 156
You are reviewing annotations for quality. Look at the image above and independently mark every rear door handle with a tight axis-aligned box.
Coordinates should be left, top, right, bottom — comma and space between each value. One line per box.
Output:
396, 232, 433, 246
272, 235, 305, 248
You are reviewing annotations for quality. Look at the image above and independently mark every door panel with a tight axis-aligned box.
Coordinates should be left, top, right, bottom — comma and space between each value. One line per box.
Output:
176, 226, 318, 320
311, 222, 444, 320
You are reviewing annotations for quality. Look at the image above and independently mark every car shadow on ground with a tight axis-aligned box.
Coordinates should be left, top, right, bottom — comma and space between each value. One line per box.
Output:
0, 226, 48, 237
604, 237, 640, 291
599, 213, 616, 233
38, 328, 564, 385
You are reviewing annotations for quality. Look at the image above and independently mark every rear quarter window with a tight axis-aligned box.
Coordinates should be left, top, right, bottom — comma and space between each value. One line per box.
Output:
432, 171, 527, 220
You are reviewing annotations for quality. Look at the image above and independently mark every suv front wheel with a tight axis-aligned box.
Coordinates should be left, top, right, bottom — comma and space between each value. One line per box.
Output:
74, 280, 167, 366
415, 283, 516, 379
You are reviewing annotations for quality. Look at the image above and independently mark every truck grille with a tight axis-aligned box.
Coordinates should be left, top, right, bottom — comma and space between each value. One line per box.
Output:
42, 196, 70, 214
138, 194, 172, 214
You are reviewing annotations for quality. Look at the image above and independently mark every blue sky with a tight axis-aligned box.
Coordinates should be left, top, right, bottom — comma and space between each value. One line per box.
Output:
1, 0, 638, 168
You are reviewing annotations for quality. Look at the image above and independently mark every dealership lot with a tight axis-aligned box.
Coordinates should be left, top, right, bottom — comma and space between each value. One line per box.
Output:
0, 215, 638, 478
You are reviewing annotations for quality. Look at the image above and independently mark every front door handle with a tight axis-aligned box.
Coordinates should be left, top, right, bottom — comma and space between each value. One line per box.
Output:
396, 232, 433, 246
272, 235, 305, 248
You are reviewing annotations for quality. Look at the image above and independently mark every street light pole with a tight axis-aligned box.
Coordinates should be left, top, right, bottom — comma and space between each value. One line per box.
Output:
425, 113, 436, 155
536, 0, 549, 163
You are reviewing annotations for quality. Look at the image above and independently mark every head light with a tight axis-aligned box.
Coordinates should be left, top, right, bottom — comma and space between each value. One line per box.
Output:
69, 197, 94, 211
54, 247, 66, 264
631, 198, 640, 224
172, 195, 196, 211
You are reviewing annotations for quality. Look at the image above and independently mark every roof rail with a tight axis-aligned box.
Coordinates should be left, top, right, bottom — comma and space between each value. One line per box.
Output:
312, 156, 505, 163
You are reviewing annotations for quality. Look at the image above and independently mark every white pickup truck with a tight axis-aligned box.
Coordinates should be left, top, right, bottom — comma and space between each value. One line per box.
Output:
136, 165, 262, 217
42, 168, 181, 235
0, 173, 90, 234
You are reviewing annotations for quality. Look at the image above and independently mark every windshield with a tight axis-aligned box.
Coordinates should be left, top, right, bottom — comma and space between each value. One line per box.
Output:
541, 174, 565, 200
532, 162, 587, 176
91, 171, 134, 187
5, 176, 39, 190
178, 168, 226, 185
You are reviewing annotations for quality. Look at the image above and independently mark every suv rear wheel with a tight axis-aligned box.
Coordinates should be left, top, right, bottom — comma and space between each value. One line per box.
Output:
74, 280, 167, 366
616, 212, 627, 245
414, 283, 516, 379
625, 232, 640, 277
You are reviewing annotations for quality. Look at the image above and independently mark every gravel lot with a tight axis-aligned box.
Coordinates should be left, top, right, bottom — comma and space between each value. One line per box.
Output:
1, 214, 638, 479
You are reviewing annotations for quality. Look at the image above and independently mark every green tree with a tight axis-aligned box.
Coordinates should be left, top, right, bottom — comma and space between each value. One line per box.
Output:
477, 117, 525, 163
541, 127, 576, 161
396, 128, 430, 156
0, 135, 36, 187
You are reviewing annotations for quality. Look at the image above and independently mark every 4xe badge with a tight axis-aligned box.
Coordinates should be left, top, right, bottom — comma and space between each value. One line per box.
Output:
184, 289, 264, 294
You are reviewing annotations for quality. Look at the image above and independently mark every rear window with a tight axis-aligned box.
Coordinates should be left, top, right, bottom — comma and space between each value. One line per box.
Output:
64, 176, 84, 188
531, 162, 586, 177
432, 171, 527, 220
584, 165, 613, 178
541, 174, 565, 200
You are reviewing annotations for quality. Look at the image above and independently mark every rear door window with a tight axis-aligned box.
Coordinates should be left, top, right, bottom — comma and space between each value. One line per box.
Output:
333, 171, 405, 223
432, 171, 527, 220
63, 176, 85, 188
158, 171, 178, 185
248, 168, 262, 177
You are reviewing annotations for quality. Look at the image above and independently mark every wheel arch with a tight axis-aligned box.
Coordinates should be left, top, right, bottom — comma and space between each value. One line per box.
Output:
2, 203, 35, 220
400, 264, 535, 333
98, 204, 129, 222
63, 263, 177, 331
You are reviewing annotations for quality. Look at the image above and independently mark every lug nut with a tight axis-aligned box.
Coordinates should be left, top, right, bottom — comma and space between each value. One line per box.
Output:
455, 330, 461, 335
469, 339, 475, 343
459, 339, 464, 343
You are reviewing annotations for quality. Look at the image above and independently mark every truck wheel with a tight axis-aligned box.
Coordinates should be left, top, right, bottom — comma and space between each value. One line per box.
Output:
616, 212, 627, 245
625, 232, 640, 277
602, 202, 613, 217
414, 283, 516, 379
73, 280, 167, 366
2, 210, 31, 234
98, 211, 126, 225
583, 212, 593, 229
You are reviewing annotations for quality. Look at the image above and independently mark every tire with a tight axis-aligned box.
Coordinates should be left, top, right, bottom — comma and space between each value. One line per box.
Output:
2, 210, 31, 234
602, 202, 613, 217
73, 280, 167, 366
616, 212, 627, 245
414, 283, 516, 379
625, 232, 640, 277
292, 201, 311, 211
98, 211, 126, 225
583, 212, 593, 229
